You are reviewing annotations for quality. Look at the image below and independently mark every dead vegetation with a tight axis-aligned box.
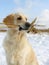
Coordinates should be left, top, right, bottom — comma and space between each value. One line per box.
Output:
0, 18, 49, 33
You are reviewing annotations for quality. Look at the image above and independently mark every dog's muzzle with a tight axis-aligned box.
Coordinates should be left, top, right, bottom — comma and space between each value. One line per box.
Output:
19, 22, 30, 31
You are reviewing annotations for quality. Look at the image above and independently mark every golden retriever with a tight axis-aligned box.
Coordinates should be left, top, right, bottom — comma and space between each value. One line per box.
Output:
3, 13, 39, 65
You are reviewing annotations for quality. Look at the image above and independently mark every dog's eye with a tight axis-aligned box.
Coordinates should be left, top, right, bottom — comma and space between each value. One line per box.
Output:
17, 16, 22, 20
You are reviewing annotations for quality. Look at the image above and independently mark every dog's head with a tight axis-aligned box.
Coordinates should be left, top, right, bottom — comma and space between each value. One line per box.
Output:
3, 13, 30, 30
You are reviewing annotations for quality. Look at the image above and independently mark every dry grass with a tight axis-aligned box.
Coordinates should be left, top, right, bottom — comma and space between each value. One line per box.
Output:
0, 18, 49, 33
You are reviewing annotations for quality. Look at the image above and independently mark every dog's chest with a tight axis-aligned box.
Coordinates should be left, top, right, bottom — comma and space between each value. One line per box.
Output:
10, 43, 30, 65
4, 34, 30, 65
4, 31, 27, 54
4, 33, 18, 53
5, 31, 26, 49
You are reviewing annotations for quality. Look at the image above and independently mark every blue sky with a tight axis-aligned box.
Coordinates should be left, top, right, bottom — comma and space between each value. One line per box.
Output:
0, 0, 49, 26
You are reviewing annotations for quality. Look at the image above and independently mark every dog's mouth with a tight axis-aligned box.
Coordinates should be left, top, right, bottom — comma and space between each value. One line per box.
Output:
19, 22, 30, 31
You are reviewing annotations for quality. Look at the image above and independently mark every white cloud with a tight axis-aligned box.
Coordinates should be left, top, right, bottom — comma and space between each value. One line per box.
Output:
37, 9, 49, 28
14, 0, 33, 8
14, 0, 38, 10
39, 9, 49, 21
14, 0, 21, 5
25, 0, 37, 9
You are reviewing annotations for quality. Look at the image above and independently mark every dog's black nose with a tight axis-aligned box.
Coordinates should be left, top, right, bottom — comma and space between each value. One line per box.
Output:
19, 22, 30, 31
25, 22, 30, 28
19, 27, 23, 31
23, 22, 30, 30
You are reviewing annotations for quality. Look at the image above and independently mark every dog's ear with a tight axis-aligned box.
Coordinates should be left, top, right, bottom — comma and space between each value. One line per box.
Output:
3, 14, 15, 28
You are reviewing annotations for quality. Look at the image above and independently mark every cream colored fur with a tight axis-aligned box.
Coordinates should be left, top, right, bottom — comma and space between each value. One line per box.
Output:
3, 13, 39, 65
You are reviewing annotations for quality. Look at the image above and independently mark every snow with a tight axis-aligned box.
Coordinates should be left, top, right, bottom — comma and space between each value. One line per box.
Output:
0, 32, 49, 65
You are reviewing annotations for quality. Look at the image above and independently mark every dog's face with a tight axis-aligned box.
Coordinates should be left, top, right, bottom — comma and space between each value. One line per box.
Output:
3, 13, 30, 30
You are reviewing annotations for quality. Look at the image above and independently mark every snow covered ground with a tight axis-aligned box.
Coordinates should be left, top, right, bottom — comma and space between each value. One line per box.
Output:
0, 32, 49, 65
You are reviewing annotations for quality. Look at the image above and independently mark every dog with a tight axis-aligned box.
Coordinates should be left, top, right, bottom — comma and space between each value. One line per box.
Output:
3, 13, 39, 65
